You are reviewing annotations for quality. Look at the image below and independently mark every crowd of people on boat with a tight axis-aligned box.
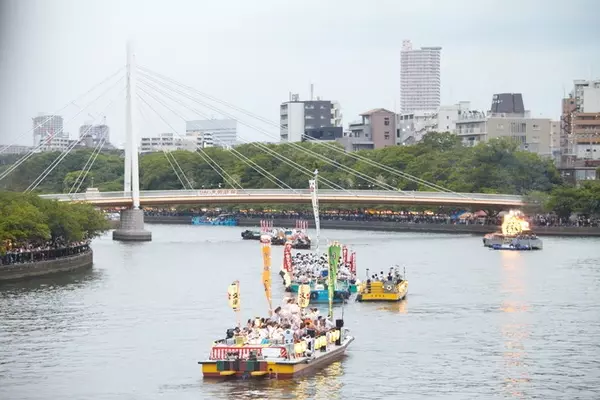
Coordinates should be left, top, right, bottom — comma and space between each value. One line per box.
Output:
289, 252, 355, 285
224, 297, 339, 358
0, 240, 91, 266
367, 266, 405, 285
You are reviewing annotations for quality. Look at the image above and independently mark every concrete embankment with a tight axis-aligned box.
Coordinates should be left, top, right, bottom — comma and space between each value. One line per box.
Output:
144, 216, 600, 237
0, 249, 94, 282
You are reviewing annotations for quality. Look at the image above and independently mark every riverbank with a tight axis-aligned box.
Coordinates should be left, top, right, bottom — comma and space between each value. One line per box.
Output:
0, 249, 94, 282
143, 216, 600, 237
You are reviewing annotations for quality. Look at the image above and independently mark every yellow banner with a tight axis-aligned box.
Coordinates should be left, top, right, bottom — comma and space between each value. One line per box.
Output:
298, 284, 310, 308
227, 281, 240, 311
261, 236, 273, 314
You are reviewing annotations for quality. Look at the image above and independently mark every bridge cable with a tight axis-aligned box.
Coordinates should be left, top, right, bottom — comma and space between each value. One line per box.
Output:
138, 89, 293, 191
137, 66, 466, 196
136, 77, 348, 192
71, 133, 109, 195
136, 75, 363, 193
136, 99, 192, 190
0, 66, 125, 155
137, 74, 403, 193
0, 74, 126, 184
137, 77, 348, 192
25, 86, 125, 193
68, 123, 110, 194
135, 91, 243, 190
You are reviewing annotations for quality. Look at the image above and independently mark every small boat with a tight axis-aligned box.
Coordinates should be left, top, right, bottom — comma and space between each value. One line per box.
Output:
241, 230, 261, 240
193, 213, 238, 226
484, 210, 543, 250
356, 267, 408, 302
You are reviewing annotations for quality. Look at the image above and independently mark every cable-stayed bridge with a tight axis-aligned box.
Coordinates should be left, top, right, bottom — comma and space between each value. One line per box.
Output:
1, 44, 526, 242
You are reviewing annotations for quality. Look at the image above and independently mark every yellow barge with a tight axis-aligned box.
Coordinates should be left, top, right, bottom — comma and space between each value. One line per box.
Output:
356, 279, 408, 302
199, 327, 354, 379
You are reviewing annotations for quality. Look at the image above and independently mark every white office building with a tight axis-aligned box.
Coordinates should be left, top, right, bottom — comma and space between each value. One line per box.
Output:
400, 40, 441, 113
185, 119, 237, 148
140, 133, 183, 153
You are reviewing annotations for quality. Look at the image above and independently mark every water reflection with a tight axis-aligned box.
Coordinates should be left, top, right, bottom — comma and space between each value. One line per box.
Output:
0, 266, 101, 295
376, 299, 408, 314
499, 252, 531, 398
204, 359, 344, 399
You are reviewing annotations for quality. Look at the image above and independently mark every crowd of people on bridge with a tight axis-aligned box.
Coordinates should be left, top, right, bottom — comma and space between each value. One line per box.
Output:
0, 240, 91, 266
142, 207, 600, 228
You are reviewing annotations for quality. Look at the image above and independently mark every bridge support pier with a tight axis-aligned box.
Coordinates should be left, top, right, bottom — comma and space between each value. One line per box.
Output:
112, 209, 152, 242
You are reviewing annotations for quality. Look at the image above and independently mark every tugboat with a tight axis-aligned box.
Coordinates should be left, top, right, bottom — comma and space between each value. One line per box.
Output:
484, 210, 543, 250
198, 233, 354, 379
356, 267, 408, 302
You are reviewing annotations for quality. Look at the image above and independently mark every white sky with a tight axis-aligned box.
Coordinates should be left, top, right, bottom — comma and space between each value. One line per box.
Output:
0, 0, 598, 148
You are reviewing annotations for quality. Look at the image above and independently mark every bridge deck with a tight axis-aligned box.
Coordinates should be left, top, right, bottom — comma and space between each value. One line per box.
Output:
40, 189, 525, 207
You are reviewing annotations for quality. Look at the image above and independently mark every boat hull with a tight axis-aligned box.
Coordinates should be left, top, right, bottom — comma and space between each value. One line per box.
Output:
309, 289, 350, 303
483, 234, 543, 250
288, 282, 357, 293
356, 281, 408, 302
200, 336, 354, 379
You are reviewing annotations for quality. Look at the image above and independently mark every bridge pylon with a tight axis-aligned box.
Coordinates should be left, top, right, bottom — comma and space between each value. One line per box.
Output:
113, 42, 152, 242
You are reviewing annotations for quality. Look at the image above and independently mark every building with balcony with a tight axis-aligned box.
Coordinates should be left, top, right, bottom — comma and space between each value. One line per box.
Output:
456, 94, 553, 158
338, 108, 396, 151
396, 101, 471, 145
280, 93, 342, 142
400, 40, 441, 113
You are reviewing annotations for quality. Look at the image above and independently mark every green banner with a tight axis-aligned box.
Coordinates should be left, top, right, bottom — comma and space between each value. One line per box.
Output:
327, 243, 341, 318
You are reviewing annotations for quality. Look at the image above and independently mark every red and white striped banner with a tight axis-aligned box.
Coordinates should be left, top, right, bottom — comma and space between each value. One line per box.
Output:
350, 251, 356, 274
210, 346, 287, 360
283, 242, 293, 273
295, 220, 308, 230
342, 245, 348, 264
260, 219, 273, 233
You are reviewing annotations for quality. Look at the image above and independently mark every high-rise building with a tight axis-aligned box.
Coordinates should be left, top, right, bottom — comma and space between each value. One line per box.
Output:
185, 119, 237, 148
400, 40, 441, 113
280, 93, 342, 142
32, 114, 69, 151
78, 123, 114, 150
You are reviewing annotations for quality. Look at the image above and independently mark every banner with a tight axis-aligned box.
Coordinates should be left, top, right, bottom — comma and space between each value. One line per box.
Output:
298, 284, 311, 308
283, 242, 293, 273
342, 245, 348, 264
260, 235, 273, 315
350, 251, 356, 274
327, 243, 341, 318
227, 280, 241, 311
309, 178, 320, 253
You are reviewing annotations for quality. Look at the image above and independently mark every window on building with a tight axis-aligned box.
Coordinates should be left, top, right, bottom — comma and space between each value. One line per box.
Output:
384, 132, 390, 140
384, 117, 390, 126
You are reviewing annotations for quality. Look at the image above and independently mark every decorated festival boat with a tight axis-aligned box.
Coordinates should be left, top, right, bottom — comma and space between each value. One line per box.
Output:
242, 220, 311, 249
483, 210, 543, 250
193, 213, 238, 226
356, 267, 408, 302
199, 220, 354, 379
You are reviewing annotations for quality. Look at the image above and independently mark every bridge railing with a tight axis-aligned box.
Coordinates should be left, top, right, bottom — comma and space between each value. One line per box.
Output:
39, 189, 523, 203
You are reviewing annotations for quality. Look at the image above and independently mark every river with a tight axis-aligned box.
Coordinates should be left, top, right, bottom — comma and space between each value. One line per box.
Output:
1, 225, 599, 399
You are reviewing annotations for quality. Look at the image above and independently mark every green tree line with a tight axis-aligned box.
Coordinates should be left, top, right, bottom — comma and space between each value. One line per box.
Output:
1, 132, 598, 217
0, 192, 109, 251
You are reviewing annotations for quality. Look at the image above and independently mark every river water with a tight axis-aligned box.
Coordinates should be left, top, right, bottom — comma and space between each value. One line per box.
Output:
1, 225, 599, 399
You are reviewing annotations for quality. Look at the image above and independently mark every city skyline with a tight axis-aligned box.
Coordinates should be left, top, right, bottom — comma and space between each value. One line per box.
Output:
0, 0, 599, 148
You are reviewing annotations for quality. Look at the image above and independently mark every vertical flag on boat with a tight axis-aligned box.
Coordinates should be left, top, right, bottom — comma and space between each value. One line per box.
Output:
298, 284, 310, 308
295, 220, 308, 231
283, 241, 293, 275
227, 280, 241, 327
260, 235, 273, 315
260, 219, 272, 233
327, 242, 341, 318
350, 251, 357, 274
309, 175, 320, 253
342, 245, 348, 264
227, 281, 241, 311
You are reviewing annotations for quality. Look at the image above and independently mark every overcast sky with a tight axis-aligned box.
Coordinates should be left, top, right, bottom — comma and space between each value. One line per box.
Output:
0, 0, 598, 148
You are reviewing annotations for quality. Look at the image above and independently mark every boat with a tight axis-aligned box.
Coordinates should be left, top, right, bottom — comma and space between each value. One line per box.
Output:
241, 230, 261, 240
483, 210, 543, 250
356, 267, 408, 302
193, 213, 238, 226
199, 200, 354, 379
